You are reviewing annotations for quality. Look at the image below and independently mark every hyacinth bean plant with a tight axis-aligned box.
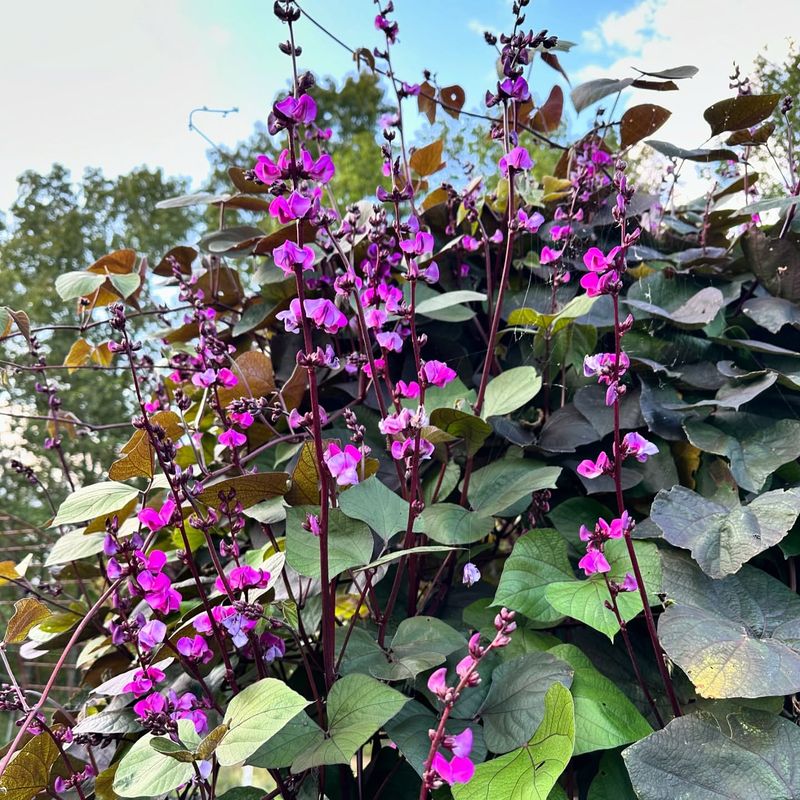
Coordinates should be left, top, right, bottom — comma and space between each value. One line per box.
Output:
3, 0, 800, 798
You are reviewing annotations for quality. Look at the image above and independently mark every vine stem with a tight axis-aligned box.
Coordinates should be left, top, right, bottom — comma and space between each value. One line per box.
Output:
611, 292, 681, 719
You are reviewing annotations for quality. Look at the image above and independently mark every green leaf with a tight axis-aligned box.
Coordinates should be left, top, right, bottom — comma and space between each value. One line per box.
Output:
108, 273, 141, 299
45, 530, 106, 566
549, 644, 651, 755
684, 412, 800, 493
415, 290, 486, 317
454, 683, 575, 800
482, 366, 542, 418
547, 497, 614, 550
416, 503, 492, 545
286, 506, 374, 578
355, 545, 456, 572
479, 650, 573, 754
493, 529, 574, 624
0, 733, 60, 800
659, 551, 800, 698
291, 674, 408, 771
645, 140, 738, 163
246, 712, 324, 770
114, 720, 199, 797
468, 460, 562, 518
430, 408, 492, 457
545, 539, 661, 640
623, 710, 800, 799
587, 750, 637, 800
50, 481, 140, 527
337, 476, 410, 541
54, 271, 106, 301
651, 486, 800, 578
216, 677, 310, 766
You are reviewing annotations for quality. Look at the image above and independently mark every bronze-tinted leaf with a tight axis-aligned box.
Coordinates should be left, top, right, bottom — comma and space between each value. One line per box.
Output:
439, 85, 465, 119
195, 724, 230, 761
198, 473, 290, 510
228, 166, 271, 195
352, 47, 376, 73
530, 85, 564, 133
5, 598, 52, 644
217, 351, 276, 407
418, 81, 437, 124
213, 195, 272, 212
704, 93, 781, 136
645, 140, 739, 162
726, 121, 775, 146
421, 187, 449, 211
108, 411, 183, 481
741, 228, 800, 302
0, 733, 60, 800
541, 52, 570, 85
153, 246, 198, 277
620, 104, 671, 147
6, 308, 31, 345
571, 77, 633, 113
634, 64, 698, 80
252, 221, 315, 255
285, 441, 320, 506
631, 78, 678, 92
409, 140, 445, 177
195, 265, 244, 306
87, 249, 137, 276
281, 364, 308, 411
64, 338, 93, 374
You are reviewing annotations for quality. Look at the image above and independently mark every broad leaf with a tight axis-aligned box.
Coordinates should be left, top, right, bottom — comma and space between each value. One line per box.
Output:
703, 93, 781, 136
286, 506, 374, 578
659, 551, 800, 698
430, 408, 492, 457
651, 486, 800, 577
337, 476, 410, 541
291, 674, 408, 771
549, 644, 651, 755
45, 531, 106, 566
5, 598, 52, 644
415, 290, 486, 318
646, 140, 738, 162
571, 78, 633, 113
216, 677, 310, 765
246, 712, 324, 769
479, 650, 573, 754
0, 733, 60, 800
493, 529, 574, 624
416, 503, 492, 545
468, 459, 561, 517
482, 366, 542, 418
623, 710, 800, 799
51, 481, 140, 527
454, 683, 575, 800
54, 271, 106, 301
620, 104, 671, 147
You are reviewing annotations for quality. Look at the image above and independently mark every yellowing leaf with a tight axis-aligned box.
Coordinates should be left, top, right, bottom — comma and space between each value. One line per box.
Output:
217, 350, 276, 407
198, 473, 291, 510
0, 561, 21, 587
285, 441, 321, 506
64, 338, 93, 374
91, 342, 115, 367
0, 733, 60, 800
108, 411, 183, 481
5, 598, 52, 644
542, 175, 573, 202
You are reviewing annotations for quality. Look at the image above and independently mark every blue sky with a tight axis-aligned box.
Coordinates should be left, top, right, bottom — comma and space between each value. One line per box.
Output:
0, 0, 793, 212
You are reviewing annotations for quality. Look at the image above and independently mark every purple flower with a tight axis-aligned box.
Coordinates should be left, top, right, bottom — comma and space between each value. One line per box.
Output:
273, 94, 317, 125
423, 360, 456, 388
540, 246, 562, 265
177, 634, 213, 664
305, 513, 322, 536
133, 691, 167, 720
396, 380, 421, 398
218, 428, 247, 449
138, 571, 182, 615
253, 154, 281, 185
583, 246, 620, 273
576, 451, 612, 479
230, 410, 254, 428
578, 548, 611, 575
621, 572, 638, 592
499, 76, 530, 101
138, 498, 176, 533
269, 192, 312, 224
304, 298, 348, 334
308, 153, 335, 183
216, 565, 270, 594
376, 331, 403, 352
217, 368, 238, 388
620, 432, 659, 462
138, 619, 167, 650
518, 209, 544, 233
461, 235, 481, 252
324, 443, 362, 486
431, 752, 475, 786
400, 231, 434, 256
260, 631, 286, 663
580, 269, 620, 297
499, 146, 533, 176
277, 298, 303, 333
550, 224, 572, 241
390, 437, 434, 461
123, 666, 166, 697
427, 667, 448, 698
462, 562, 481, 587
273, 240, 315, 277
447, 728, 474, 759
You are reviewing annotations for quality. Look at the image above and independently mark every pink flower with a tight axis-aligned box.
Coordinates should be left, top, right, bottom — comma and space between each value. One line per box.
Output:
583, 246, 621, 272
423, 360, 456, 388
216, 565, 270, 594
138, 571, 182, 615
390, 437, 434, 461
269, 192, 311, 224
400, 231, 434, 256
550, 224, 572, 241
305, 513, 322, 536
540, 246, 562, 265
253, 154, 281, 185
499, 146, 533, 176
462, 562, 481, 587
396, 380, 420, 398
456, 656, 475, 679
427, 667, 448, 698
580, 269, 619, 297
447, 728, 474, 759
217, 368, 238, 388
123, 666, 166, 697
192, 368, 217, 388
133, 691, 167, 720
274, 94, 317, 125
177, 634, 213, 663
620, 432, 659, 462
219, 428, 247, 449
324, 443, 362, 486
431, 752, 475, 786
230, 411, 254, 428
138, 619, 167, 650
518, 209, 544, 233
461, 235, 481, 252
277, 299, 303, 333
138, 498, 176, 533
309, 153, 335, 183
578, 549, 611, 575
304, 298, 348, 334
379, 408, 413, 435
576, 451, 612, 479
621, 572, 638, 592
376, 331, 403, 352
273, 241, 315, 277
364, 307, 388, 329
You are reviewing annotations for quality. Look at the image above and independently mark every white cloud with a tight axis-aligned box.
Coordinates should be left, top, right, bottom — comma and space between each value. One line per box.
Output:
576, 0, 794, 150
